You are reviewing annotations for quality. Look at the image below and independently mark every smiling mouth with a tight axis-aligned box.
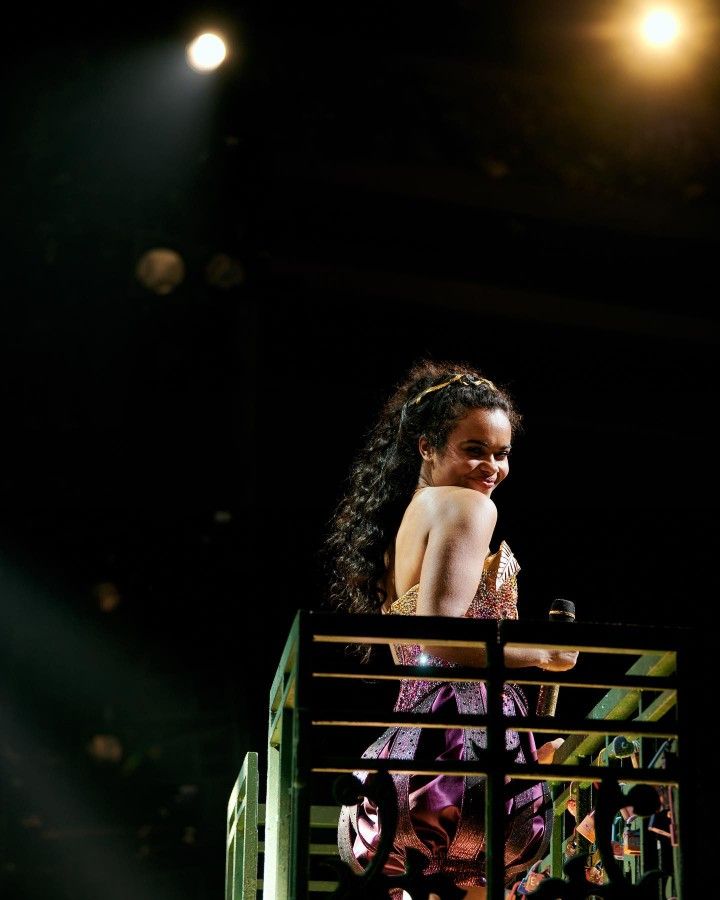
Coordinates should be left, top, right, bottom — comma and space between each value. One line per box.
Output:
476, 476, 496, 487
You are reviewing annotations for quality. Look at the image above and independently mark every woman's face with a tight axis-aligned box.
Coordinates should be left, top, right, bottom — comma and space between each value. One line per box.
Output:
419, 407, 512, 496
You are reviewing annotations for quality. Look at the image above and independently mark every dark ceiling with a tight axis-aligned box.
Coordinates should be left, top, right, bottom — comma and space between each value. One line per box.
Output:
1, 2, 716, 898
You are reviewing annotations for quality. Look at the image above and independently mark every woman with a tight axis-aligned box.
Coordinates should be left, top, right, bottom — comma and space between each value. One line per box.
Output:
325, 360, 578, 899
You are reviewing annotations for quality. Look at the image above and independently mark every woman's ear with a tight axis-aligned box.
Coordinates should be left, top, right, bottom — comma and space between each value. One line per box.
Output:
418, 436, 433, 462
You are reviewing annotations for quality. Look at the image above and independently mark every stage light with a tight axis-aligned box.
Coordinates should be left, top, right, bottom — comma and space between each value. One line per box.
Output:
640, 8, 682, 48
205, 252, 246, 289
87, 734, 123, 764
94, 582, 121, 613
135, 247, 186, 295
186, 33, 227, 72
607, 3, 708, 79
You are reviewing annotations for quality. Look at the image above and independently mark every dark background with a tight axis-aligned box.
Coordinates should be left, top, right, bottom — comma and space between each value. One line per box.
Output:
1, 2, 716, 897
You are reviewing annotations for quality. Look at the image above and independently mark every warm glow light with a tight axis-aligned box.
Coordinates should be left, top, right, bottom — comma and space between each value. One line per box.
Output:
186, 33, 227, 72
640, 8, 682, 47
135, 247, 186, 295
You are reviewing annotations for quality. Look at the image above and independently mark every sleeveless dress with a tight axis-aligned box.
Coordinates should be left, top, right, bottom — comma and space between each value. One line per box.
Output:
337, 542, 553, 893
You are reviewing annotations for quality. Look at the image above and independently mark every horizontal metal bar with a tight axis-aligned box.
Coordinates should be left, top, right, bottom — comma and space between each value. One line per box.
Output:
512, 674, 675, 691
309, 611, 495, 644
313, 665, 488, 682
312, 759, 679, 786
255, 803, 341, 829
308, 805, 344, 828
505, 642, 671, 657
518, 716, 676, 739
257, 875, 338, 892
311, 664, 676, 692
309, 843, 342, 855
313, 634, 488, 649
500, 620, 686, 654
257, 841, 340, 855
305, 611, 688, 654
309, 710, 677, 738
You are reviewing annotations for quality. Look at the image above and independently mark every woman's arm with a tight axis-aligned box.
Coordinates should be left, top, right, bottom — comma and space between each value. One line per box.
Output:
423, 631, 577, 671
416, 488, 577, 671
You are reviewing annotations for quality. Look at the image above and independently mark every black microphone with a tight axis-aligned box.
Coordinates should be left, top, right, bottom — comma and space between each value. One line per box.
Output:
536, 598, 576, 717
600, 735, 641, 762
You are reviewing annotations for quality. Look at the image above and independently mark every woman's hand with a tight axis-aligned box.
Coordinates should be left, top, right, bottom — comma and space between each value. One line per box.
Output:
537, 737, 564, 764
541, 649, 579, 672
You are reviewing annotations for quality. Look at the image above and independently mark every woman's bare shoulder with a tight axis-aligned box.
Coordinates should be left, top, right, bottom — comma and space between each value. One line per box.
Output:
414, 485, 497, 523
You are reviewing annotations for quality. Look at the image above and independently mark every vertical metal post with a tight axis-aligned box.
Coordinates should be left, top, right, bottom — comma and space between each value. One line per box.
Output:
671, 781, 682, 900
264, 615, 301, 900
549, 785, 565, 878
226, 788, 237, 899
289, 611, 312, 900
485, 625, 506, 900
265, 705, 296, 899
575, 770, 593, 861
226, 752, 259, 900
668, 742, 683, 899
672, 639, 686, 900
263, 742, 282, 900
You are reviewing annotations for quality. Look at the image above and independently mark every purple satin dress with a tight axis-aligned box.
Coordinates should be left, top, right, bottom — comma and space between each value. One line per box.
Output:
337, 542, 552, 893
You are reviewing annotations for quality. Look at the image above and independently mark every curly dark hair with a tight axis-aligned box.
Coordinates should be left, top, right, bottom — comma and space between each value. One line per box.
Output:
323, 359, 521, 622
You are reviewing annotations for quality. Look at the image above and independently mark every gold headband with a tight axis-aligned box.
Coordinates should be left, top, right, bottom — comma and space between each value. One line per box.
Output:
408, 373, 497, 407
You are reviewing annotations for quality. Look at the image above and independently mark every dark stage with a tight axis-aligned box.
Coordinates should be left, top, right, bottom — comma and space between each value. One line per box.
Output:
1, 2, 716, 898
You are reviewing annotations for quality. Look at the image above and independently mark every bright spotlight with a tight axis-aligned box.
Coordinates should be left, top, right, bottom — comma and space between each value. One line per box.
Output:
186, 32, 227, 72
640, 8, 682, 48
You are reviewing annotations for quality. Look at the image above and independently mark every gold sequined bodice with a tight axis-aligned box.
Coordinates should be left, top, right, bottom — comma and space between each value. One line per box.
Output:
389, 539, 520, 620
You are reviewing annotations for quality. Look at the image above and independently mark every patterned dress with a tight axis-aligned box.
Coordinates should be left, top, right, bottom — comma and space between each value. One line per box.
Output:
337, 542, 552, 892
